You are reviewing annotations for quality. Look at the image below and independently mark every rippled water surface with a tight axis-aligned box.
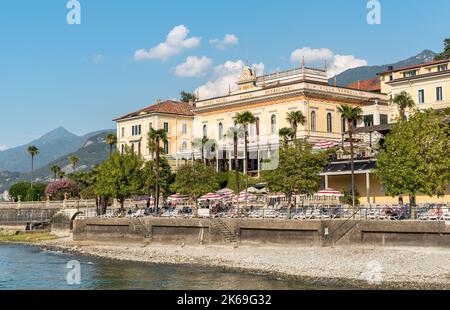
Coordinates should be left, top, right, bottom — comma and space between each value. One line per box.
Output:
0, 244, 337, 290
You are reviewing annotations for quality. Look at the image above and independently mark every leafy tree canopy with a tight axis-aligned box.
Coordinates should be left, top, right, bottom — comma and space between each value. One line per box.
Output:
434, 38, 450, 61
180, 91, 197, 103
375, 110, 450, 202
95, 151, 144, 206
171, 162, 220, 205
142, 157, 174, 198
263, 140, 328, 199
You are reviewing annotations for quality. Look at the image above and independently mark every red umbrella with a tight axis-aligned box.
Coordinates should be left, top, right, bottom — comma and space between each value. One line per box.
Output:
314, 188, 343, 197
313, 140, 339, 150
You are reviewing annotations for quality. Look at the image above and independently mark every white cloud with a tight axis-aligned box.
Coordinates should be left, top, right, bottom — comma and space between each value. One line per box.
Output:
91, 54, 104, 62
195, 60, 264, 100
174, 56, 213, 77
134, 25, 201, 62
0, 145, 8, 151
209, 34, 239, 49
290, 47, 367, 77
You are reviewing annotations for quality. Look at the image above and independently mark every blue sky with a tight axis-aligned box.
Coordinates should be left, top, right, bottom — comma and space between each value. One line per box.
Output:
0, 0, 448, 149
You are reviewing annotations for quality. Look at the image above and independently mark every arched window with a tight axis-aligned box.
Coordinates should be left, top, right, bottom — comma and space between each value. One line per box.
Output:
182, 141, 187, 151
341, 115, 346, 133
203, 125, 208, 138
218, 123, 223, 140
256, 117, 260, 136
131, 143, 135, 154
327, 113, 333, 133
163, 141, 169, 154
310, 111, 317, 132
271, 115, 277, 134
121, 144, 124, 154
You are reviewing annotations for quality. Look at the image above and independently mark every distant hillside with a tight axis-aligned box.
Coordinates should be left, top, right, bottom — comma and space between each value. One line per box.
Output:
0, 130, 114, 193
0, 127, 112, 173
330, 50, 437, 86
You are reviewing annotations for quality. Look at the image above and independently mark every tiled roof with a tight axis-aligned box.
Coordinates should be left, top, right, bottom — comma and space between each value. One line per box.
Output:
377, 58, 450, 75
346, 78, 381, 92
113, 100, 194, 121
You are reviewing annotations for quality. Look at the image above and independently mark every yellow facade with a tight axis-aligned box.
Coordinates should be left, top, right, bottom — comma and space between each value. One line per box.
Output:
116, 108, 194, 168
379, 59, 450, 120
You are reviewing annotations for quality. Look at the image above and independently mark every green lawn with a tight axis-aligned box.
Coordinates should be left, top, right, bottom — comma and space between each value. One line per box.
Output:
0, 230, 57, 243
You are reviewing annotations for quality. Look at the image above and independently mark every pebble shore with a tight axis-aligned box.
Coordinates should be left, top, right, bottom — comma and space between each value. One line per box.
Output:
38, 236, 450, 290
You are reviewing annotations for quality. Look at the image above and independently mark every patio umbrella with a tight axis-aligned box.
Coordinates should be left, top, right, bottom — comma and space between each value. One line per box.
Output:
240, 187, 260, 194
198, 193, 223, 201
313, 140, 339, 150
234, 193, 257, 202
314, 188, 343, 197
168, 194, 189, 201
217, 188, 234, 195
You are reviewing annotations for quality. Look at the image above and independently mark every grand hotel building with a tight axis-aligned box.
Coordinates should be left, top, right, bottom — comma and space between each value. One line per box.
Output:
114, 60, 450, 205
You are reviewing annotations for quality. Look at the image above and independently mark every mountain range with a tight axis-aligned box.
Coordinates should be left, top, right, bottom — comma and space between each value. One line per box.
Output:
0, 127, 111, 173
0, 128, 114, 193
330, 50, 437, 86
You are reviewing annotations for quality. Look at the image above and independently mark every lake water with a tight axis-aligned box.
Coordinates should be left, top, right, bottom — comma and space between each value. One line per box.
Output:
0, 244, 333, 290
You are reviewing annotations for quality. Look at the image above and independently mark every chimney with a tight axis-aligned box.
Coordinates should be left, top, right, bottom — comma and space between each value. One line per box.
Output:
156, 99, 161, 104
387, 65, 394, 71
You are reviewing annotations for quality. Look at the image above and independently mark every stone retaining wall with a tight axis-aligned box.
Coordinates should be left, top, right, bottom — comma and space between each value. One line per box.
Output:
72, 218, 450, 247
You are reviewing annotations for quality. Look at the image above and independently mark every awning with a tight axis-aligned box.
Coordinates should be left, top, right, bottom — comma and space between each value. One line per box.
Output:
314, 188, 343, 197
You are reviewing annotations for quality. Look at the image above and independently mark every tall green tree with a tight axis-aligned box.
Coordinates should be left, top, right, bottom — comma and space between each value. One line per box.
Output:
235, 111, 256, 201
106, 133, 117, 155
142, 157, 174, 202
69, 155, 79, 173
27, 145, 39, 187
279, 127, 294, 149
286, 110, 306, 141
57, 170, 66, 180
171, 162, 220, 212
180, 91, 197, 103
148, 128, 168, 211
375, 110, 450, 219
434, 38, 450, 61
393, 91, 416, 121
50, 165, 61, 181
194, 136, 211, 164
337, 104, 363, 208
226, 126, 241, 194
264, 140, 328, 218
95, 151, 144, 209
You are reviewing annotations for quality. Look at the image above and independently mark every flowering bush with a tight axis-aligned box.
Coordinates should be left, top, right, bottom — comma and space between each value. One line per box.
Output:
45, 179, 78, 200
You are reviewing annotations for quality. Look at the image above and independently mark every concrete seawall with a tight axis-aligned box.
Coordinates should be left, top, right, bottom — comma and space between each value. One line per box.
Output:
73, 218, 450, 247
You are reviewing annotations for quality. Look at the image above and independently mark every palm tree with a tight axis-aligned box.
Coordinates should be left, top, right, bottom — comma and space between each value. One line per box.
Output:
69, 155, 79, 173
338, 104, 363, 208
106, 133, 117, 155
194, 136, 210, 164
148, 128, 168, 212
286, 111, 306, 141
50, 165, 61, 181
393, 91, 415, 121
57, 170, 66, 180
226, 127, 241, 194
279, 127, 294, 149
27, 145, 39, 187
235, 111, 256, 204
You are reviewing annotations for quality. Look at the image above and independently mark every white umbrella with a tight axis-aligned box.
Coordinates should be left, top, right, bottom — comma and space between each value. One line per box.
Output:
313, 140, 339, 150
314, 188, 343, 197
198, 193, 223, 201
234, 193, 257, 202
240, 187, 260, 194
168, 194, 189, 201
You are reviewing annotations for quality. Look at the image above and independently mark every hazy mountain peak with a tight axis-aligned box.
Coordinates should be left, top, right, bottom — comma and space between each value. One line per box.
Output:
37, 127, 76, 144
330, 50, 437, 86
